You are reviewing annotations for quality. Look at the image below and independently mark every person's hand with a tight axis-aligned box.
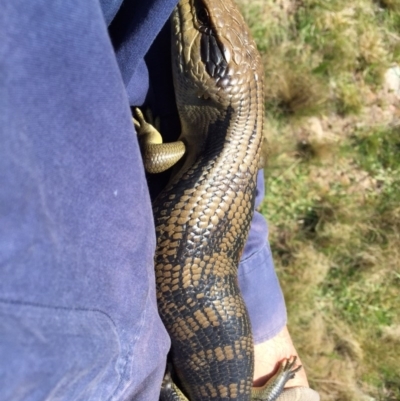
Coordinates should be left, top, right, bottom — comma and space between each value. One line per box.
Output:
253, 325, 309, 388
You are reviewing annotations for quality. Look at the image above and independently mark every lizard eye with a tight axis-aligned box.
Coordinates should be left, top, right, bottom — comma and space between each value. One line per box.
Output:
197, 7, 210, 26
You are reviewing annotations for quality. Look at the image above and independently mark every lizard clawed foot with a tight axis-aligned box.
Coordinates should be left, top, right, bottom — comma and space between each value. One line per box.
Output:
133, 107, 162, 142
160, 364, 189, 401
251, 356, 302, 401
132, 107, 185, 174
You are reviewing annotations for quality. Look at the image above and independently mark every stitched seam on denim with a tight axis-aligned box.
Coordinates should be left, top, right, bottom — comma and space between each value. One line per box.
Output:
0, 297, 118, 328
107, 288, 151, 400
0, 297, 145, 399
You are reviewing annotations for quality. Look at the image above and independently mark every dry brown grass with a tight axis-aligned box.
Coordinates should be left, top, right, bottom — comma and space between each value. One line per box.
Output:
237, 0, 400, 399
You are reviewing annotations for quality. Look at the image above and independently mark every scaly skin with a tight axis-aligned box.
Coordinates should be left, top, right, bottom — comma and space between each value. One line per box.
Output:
134, 109, 186, 174
153, 0, 262, 399
137, 0, 301, 400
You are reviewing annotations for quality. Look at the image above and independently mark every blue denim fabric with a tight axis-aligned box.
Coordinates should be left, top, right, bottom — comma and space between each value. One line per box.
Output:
239, 173, 287, 343
0, 1, 286, 400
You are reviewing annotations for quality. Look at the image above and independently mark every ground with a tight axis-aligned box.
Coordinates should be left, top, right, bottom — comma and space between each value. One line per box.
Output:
236, 0, 400, 399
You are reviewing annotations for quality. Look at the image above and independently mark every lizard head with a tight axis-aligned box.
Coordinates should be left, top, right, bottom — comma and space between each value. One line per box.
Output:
170, 0, 263, 112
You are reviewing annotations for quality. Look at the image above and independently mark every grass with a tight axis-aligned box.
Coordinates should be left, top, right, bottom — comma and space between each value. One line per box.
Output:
236, 0, 400, 399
